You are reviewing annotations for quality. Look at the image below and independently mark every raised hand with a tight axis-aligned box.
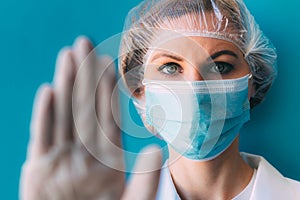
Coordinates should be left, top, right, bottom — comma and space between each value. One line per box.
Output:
20, 37, 162, 200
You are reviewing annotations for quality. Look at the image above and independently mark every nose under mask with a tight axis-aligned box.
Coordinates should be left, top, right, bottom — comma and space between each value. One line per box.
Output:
142, 74, 251, 161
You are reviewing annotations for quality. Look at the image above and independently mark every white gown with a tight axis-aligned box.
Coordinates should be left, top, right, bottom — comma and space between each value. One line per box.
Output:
155, 153, 300, 200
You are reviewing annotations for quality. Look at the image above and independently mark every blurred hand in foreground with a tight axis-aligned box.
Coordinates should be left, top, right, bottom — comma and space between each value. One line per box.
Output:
20, 36, 162, 200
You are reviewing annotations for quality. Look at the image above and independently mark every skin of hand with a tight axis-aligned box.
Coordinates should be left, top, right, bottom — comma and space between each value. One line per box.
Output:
19, 36, 162, 200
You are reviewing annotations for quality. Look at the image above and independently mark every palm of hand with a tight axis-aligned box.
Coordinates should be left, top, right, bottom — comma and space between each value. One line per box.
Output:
20, 37, 161, 200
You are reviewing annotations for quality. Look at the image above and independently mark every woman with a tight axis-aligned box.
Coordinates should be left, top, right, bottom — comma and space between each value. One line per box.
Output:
20, 0, 300, 199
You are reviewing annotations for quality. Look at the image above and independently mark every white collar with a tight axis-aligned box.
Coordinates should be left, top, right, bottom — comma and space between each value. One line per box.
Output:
155, 152, 300, 200
241, 153, 300, 200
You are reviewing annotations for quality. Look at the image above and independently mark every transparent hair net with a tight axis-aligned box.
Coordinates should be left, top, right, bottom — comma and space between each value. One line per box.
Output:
119, 0, 277, 108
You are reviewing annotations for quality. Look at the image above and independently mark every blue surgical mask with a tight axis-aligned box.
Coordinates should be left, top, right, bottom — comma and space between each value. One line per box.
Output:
142, 74, 251, 161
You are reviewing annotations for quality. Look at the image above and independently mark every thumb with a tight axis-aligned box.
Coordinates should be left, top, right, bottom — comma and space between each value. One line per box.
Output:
121, 145, 162, 200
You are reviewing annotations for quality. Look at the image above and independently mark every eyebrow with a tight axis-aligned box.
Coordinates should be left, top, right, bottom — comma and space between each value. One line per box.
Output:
209, 50, 238, 60
150, 53, 183, 62
150, 50, 238, 62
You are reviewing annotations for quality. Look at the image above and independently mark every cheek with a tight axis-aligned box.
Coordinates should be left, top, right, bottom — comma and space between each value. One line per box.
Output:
133, 91, 150, 129
140, 109, 161, 138
135, 91, 163, 139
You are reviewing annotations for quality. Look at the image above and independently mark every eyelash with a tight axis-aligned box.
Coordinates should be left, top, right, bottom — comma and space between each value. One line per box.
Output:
157, 61, 234, 77
158, 62, 183, 76
207, 62, 234, 74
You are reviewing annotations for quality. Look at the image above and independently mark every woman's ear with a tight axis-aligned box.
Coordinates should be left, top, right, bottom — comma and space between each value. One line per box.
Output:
132, 86, 145, 100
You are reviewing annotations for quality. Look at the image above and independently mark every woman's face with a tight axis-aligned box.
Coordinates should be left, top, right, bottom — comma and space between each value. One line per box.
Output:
138, 32, 254, 135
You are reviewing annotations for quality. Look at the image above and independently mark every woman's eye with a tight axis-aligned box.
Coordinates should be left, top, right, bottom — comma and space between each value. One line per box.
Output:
210, 62, 234, 74
158, 62, 182, 75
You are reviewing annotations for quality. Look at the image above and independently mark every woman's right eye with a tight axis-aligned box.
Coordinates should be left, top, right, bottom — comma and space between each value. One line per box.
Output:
158, 62, 183, 75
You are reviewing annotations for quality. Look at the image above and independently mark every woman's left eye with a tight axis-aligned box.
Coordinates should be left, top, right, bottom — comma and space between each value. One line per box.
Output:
158, 62, 182, 75
210, 62, 234, 74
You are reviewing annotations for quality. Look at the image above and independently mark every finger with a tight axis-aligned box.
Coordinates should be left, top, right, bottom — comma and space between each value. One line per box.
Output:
96, 56, 121, 149
121, 145, 162, 200
72, 36, 98, 147
73, 36, 95, 70
29, 84, 54, 160
53, 48, 76, 144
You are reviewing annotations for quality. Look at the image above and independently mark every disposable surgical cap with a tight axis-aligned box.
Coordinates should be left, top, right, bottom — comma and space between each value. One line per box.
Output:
119, 0, 277, 108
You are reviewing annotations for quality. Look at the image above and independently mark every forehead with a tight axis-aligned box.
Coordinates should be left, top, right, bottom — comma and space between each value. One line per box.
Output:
146, 34, 242, 64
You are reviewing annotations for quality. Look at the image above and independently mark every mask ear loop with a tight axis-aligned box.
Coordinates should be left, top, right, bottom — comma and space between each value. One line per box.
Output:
248, 73, 256, 103
248, 73, 253, 80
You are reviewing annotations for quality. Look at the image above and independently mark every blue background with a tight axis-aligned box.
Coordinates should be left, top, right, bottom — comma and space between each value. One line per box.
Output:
1, 0, 299, 199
